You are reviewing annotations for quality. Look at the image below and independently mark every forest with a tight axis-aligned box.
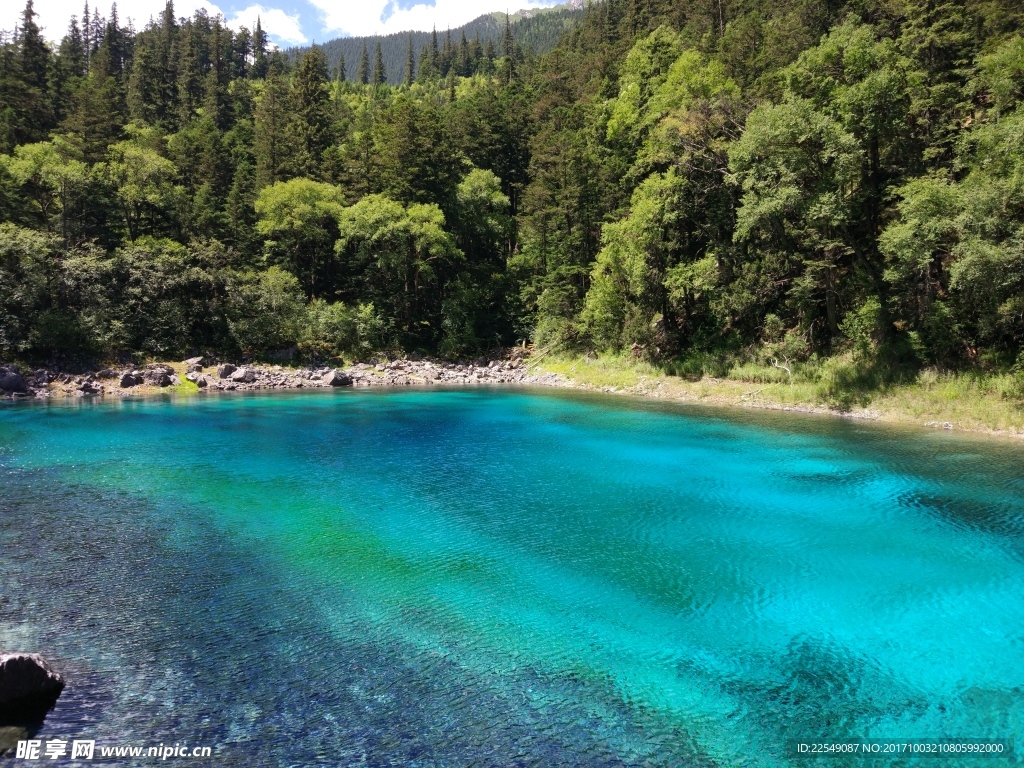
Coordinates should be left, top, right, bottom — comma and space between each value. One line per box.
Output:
298, 4, 585, 87
0, 0, 1023, 397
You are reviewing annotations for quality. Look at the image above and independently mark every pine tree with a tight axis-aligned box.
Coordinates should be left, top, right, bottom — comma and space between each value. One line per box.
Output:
357, 41, 369, 85
102, 2, 126, 82
336, 54, 346, 82
13, 0, 53, 143
203, 19, 231, 130
458, 31, 470, 77
290, 45, 333, 177
158, 1, 178, 120
404, 35, 415, 86
501, 14, 514, 59
372, 41, 386, 86
441, 28, 453, 75
52, 16, 86, 124
254, 71, 293, 186
82, 1, 92, 67
252, 16, 268, 79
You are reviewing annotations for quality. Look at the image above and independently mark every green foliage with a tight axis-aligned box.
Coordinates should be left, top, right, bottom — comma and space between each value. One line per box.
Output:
0, 0, 1021, 383
227, 266, 304, 355
0, 223, 54, 356
255, 177, 345, 297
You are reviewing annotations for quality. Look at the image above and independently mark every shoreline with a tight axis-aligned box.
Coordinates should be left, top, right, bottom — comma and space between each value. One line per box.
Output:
0, 352, 568, 401
3, 354, 1023, 441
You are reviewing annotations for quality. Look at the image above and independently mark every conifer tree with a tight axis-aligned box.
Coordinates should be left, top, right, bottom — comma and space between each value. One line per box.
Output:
372, 41, 386, 85
13, 0, 53, 143
357, 41, 369, 85
254, 71, 292, 186
252, 17, 268, 79
290, 46, 333, 177
404, 35, 415, 86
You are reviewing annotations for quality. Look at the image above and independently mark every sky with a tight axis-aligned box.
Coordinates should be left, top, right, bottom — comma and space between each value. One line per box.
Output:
4, 0, 565, 47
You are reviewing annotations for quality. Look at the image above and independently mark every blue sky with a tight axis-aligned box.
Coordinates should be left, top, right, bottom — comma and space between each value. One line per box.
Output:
9, 0, 564, 46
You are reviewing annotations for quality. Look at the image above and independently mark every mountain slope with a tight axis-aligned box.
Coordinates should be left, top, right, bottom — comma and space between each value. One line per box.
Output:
290, 2, 584, 84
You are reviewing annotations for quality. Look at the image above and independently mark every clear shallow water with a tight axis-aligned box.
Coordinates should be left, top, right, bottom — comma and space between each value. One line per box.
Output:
1, 388, 1023, 767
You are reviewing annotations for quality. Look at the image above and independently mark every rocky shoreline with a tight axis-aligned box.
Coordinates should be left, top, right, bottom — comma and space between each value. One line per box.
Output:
0, 349, 568, 399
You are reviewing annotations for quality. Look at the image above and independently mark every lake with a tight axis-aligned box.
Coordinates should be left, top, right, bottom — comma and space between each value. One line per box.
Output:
1, 388, 1022, 766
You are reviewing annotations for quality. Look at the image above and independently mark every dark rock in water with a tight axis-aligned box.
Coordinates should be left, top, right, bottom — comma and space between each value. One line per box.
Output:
119, 372, 141, 388
0, 726, 30, 756
323, 371, 352, 387
0, 653, 64, 720
0, 367, 27, 393
217, 364, 236, 379
229, 367, 255, 383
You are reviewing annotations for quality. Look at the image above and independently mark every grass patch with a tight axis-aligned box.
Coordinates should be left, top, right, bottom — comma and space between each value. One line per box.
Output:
538, 353, 1024, 436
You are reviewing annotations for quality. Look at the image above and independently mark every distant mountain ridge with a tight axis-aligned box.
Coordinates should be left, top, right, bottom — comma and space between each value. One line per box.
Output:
289, 1, 585, 84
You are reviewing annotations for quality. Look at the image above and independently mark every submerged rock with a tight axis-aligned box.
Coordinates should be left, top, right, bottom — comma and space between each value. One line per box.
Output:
0, 653, 64, 719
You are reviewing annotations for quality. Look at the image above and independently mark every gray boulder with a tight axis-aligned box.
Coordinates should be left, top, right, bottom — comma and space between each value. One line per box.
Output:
229, 367, 256, 383
119, 372, 141, 388
184, 356, 204, 367
0, 367, 26, 393
323, 370, 352, 387
217, 364, 236, 379
195, 375, 210, 389
95, 368, 118, 379
143, 370, 172, 387
0, 653, 64, 716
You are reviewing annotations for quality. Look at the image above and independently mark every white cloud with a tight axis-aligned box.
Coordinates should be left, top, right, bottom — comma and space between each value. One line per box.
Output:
3, 0, 303, 46
308, 0, 561, 38
226, 5, 306, 43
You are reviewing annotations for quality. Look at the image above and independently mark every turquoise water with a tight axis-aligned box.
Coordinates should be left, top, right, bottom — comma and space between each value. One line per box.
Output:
1, 388, 1022, 766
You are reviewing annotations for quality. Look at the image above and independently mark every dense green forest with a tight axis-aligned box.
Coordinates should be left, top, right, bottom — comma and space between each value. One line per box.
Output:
1, 0, 1023, 389
294, 4, 585, 87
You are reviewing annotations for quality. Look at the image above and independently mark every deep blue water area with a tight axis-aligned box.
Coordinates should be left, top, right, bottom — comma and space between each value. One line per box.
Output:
1, 388, 1022, 766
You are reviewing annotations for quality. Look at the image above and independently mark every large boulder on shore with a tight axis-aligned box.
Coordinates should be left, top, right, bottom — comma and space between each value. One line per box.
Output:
323, 370, 352, 387
229, 367, 256, 383
0, 653, 64, 717
0, 366, 26, 393
217, 364, 236, 379
143, 370, 172, 387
